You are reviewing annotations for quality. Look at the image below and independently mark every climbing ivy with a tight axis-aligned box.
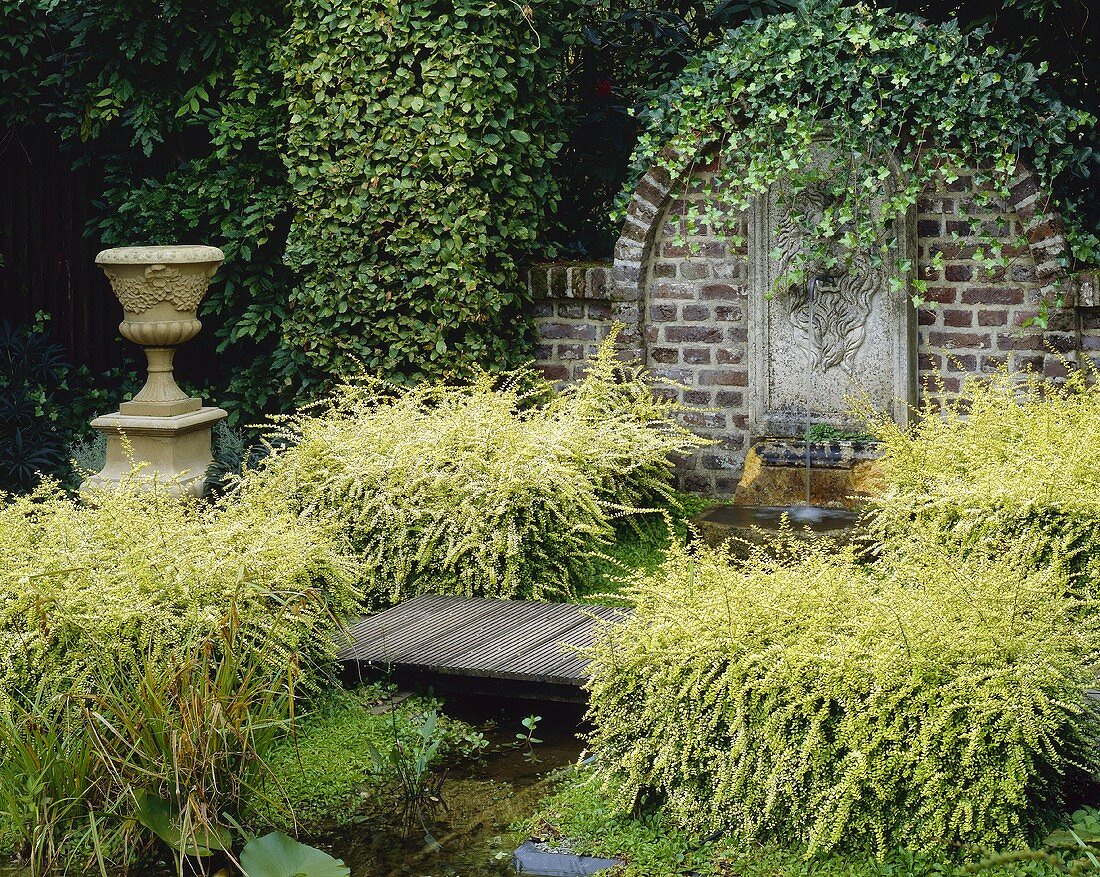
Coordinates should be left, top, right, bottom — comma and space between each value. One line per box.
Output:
278, 0, 568, 383
624, 1, 1096, 308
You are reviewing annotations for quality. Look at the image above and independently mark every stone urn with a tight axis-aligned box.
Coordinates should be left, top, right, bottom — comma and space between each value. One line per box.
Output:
83, 245, 228, 497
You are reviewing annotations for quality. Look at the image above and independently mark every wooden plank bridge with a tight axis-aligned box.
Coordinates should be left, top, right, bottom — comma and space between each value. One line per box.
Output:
338, 595, 629, 698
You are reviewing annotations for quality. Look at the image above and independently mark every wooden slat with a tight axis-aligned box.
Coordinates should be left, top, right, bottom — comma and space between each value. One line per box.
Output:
338, 595, 631, 688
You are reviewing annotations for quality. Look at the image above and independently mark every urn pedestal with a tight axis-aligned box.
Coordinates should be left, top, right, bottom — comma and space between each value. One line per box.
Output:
83, 245, 228, 497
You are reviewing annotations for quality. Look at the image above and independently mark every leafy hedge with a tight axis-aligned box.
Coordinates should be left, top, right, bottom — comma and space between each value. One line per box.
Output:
584, 538, 1100, 855
279, 0, 568, 383
864, 367, 1100, 582
238, 334, 710, 605
2, 0, 570, 420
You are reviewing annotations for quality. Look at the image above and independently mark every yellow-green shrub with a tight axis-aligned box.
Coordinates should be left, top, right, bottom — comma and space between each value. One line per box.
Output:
865, 368, 1100, 581
237, 335, 710, 605
0, 479, 359, 707
584, 537, 1100, 856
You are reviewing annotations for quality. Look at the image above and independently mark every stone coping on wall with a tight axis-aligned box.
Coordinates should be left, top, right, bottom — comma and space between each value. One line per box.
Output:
526, 261, 613, 301
527, 261, 1099, 310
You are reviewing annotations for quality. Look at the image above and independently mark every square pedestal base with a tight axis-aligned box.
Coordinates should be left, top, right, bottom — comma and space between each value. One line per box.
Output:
82, 407, 228, 498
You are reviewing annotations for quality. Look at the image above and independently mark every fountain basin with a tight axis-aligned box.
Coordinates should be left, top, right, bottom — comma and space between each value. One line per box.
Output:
692, 503, 861, 553
733, 438, 884, 510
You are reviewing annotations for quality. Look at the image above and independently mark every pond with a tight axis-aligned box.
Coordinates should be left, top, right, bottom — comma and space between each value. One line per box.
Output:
308, 695, 587, 876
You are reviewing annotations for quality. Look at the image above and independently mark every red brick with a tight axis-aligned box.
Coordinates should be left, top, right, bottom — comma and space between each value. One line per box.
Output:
539, 364, 568, 381
716, 348, 743, 365
944, 309, 973, 327
665, 325, 723, 343
681, 304, 712, 321
996, 333, 1043, 351
701, 284, 738, 301
649, 304, 677, 322
651, 347, 678, 363
960, 287, 1024, 305
977, 310, 1008, 327
945, 264, 973, 282
928, 331, 990, 349
698, 370, 748, 387
715, 391, 743, 406
924, 287, 958, 304
540, 322, 597, 341
946, 354, 978, 371
683, 348, 712, 364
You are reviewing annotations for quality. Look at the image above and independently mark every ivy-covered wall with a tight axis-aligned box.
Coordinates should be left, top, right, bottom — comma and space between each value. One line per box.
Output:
0, 0, 569, 421
528, 161, 1100, 496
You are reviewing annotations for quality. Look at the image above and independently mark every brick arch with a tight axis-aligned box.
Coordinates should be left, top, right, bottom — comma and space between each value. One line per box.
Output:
611, 151, 1072, 307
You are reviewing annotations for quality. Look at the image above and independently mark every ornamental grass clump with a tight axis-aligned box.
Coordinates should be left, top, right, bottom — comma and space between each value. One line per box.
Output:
864, 367, 1100, 581
585, 537, 1100, 856
239, 333, 709, 605
0, 479, 360, 873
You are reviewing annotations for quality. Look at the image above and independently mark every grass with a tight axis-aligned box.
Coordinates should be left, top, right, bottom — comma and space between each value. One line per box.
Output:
246, 684, 487, 833
575, 489, 712, 605
526, 771, 1100, 877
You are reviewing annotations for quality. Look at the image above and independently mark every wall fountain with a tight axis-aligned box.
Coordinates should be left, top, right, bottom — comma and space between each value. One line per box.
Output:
694, 166, 916, 547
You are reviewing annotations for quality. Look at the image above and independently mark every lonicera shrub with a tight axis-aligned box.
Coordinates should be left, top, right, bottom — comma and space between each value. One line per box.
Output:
0, 478, 359, 707
0, 479, 361, 872
584, 537, 1100, 856
863, 367, 1100, 583
237, 334, 710, 606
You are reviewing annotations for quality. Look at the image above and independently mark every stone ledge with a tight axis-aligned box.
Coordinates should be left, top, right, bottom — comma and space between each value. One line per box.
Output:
1069, 269, 1100, 308
526, 261, 614, 300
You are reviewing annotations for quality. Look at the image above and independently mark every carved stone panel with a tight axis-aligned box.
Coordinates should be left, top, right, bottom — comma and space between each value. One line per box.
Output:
748, 169, 917, 436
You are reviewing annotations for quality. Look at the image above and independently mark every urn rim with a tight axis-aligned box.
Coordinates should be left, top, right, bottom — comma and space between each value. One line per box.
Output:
95, 244, 224, 266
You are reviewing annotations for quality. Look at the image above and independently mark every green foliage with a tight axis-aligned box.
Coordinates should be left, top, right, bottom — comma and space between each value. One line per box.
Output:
623, 0, 1096, 306
2, 0, 572, 421
0, 479, 361, 873
252, 685, 484, 833
529, 771, 1100, 877
804, 423, 876, 443
278, 0, 568, 386
583, 537, 1100, 856
863, 367, 1100, 581
580, 488, 712, 604
238, 333, 710, 605
0, 315, 119, 493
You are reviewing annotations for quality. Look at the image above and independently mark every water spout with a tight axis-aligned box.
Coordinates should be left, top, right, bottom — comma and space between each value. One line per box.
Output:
804, 276, 833, 506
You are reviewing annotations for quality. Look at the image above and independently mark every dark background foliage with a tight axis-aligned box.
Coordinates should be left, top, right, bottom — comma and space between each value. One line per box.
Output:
0, 0, 1095, 454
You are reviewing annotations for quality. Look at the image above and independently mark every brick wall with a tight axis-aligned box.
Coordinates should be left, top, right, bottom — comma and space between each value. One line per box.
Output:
528, 158, 1099, 497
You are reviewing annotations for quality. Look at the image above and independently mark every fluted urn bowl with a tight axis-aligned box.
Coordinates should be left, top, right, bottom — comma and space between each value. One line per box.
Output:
96, 244, 224, 416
